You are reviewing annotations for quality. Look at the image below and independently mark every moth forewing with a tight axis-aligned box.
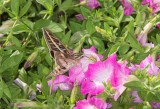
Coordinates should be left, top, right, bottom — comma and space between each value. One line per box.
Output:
42, 28, 82, 78
42, 28, 71, 55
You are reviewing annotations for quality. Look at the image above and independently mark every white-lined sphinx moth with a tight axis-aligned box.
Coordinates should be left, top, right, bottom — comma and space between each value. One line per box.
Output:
42, 28, 82, 78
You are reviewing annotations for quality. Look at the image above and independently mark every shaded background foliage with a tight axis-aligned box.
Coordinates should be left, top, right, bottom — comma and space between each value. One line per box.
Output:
0, 0, 160, 108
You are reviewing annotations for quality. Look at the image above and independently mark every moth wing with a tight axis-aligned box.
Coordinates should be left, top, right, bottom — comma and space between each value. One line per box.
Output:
42, 28, 71, 56
46, 52, 79, 78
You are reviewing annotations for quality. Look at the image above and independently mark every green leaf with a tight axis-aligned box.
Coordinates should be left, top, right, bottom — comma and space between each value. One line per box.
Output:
61, 30, 71, 45
108, 43, 120, 55
156, 34, 160, 44
124, 81, 145, 91
80, 6, 91, 18
0, 81, 4, 98
11, 0, 19, 17
135, 11, 143, 26
88, 37, 105, 53
70, 21, 83, 33
61, 0, 72, 11
38, 64, 50, 77
19, 0, 32, 17
70, 30, 87, 44
13, 23, 29, 33
86, 19, 95, 34
104, 16, 117, 26
2, 80, 11, 99
118, 43, 130, 55
126, 31, 143, 52
153, 81, 160, 90
42, 77, 50, 97
46, 22, 64, 33
34, 19, 51, 31
0, 51, 23, 74
44, 52, 53, 66
36, 0, 53, 11
11, 36, 21, 47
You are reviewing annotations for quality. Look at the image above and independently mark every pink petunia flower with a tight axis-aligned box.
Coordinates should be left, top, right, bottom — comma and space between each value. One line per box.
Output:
69, 64, 85, 85
157, 24, 160, 28
81, 54, 116, 95
139, 55, 159, 76
131, 91, 143, 103
75, 14, 85, 21
110, 57, 131, 100
137, 34, 154, 48
48, 75, 73, 92
120, 0, 134, 16
74, 97, 112, 109
80, 0, 100, 10
141, 0, 160, 13
151, 101, 160, 108
69, 46, 103, 85
81, 46, 103, 72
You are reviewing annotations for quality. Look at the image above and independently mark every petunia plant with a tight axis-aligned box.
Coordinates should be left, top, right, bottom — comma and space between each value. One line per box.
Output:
0, 0, 160, 109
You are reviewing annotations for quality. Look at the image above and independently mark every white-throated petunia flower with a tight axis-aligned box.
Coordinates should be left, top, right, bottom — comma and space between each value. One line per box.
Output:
81, 54, 115, 95
69, 46, 103, 85
74, 97, 112, 109
48, 75, 73, 92
81, 46, 103, 72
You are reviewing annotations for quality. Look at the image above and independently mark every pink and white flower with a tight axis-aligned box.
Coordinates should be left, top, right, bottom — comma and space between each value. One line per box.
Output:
69, 46, 103, 85
74, 97, 112, 109
69, 64, 85, 85
81, 54, 115, 95
110, 57, 131, 100
48, 75, 73, 92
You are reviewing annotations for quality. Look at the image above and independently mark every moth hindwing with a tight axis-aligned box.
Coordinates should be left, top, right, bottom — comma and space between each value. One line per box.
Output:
42, 28, 81, 78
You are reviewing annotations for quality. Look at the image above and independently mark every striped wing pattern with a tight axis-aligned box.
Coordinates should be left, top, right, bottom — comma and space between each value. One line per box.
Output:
42, 28, 71, 56
42, 28, 80, 78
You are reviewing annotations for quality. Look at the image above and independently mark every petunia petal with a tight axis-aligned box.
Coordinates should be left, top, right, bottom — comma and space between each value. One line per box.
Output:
48, 75, 73, 92
81, 79, 104, 95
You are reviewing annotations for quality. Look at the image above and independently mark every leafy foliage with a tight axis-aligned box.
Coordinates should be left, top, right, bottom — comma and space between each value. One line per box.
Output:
0, 0, 160, 109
